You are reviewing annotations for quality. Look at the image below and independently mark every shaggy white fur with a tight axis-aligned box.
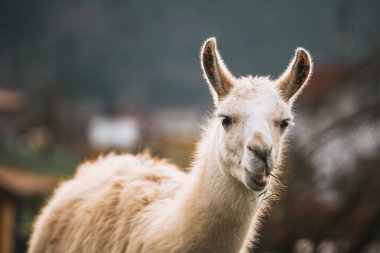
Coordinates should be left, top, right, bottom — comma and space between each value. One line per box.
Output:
28, 38, 313, 253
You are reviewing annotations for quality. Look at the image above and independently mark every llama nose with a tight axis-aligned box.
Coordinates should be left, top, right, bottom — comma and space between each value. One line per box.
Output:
247, 146, 272, 173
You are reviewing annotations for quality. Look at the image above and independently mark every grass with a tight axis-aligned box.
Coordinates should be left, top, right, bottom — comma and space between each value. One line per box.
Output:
0, 143, 83, 178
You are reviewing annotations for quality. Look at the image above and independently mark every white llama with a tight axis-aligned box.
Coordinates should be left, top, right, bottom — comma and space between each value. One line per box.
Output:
28, 38, 313, 253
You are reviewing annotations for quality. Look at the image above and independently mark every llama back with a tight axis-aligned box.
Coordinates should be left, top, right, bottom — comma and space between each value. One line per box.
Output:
28, 153, 187, 253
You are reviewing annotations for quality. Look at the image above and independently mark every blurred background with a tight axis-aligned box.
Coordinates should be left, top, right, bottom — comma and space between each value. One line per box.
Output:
0, 0, 379, 252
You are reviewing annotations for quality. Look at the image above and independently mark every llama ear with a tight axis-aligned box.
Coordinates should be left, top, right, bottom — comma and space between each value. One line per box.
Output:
277, 48, 313, 103
201, 38, 235, 105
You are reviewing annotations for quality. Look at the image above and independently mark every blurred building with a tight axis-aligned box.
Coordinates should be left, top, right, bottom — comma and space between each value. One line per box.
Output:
88, 115, 141, 150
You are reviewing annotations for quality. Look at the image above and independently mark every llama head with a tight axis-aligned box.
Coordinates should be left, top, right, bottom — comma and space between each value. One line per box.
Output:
201, 38, 313, 192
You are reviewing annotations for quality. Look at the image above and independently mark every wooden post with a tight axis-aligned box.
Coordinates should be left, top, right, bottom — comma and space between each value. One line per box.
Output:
0, 193, 14, 253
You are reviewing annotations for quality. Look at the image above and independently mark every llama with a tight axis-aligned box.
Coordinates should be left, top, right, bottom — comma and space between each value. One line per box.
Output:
28, 38, 313, 253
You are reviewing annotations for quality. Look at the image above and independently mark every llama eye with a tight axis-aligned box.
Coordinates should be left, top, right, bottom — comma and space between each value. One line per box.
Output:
219, 115, 232, 129
279, 119, 292, 131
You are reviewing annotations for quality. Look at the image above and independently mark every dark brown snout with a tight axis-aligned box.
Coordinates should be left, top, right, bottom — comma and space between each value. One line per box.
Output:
247, 146, 273, 174
244, 146, 273, 191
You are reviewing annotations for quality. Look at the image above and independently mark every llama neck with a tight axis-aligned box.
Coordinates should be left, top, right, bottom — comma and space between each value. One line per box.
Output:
166, 123, 260, 253
174, 156, 258, 253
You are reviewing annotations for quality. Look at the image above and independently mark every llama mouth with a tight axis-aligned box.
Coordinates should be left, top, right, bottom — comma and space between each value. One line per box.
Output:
244, 169, 268, 191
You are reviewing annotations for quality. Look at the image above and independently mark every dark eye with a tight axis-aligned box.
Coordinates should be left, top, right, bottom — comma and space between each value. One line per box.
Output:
220, 116, 232, 129
279, 119, 290, 130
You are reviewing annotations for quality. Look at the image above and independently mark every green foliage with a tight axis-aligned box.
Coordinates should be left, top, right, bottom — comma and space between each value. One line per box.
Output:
0, 144, 82, 177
